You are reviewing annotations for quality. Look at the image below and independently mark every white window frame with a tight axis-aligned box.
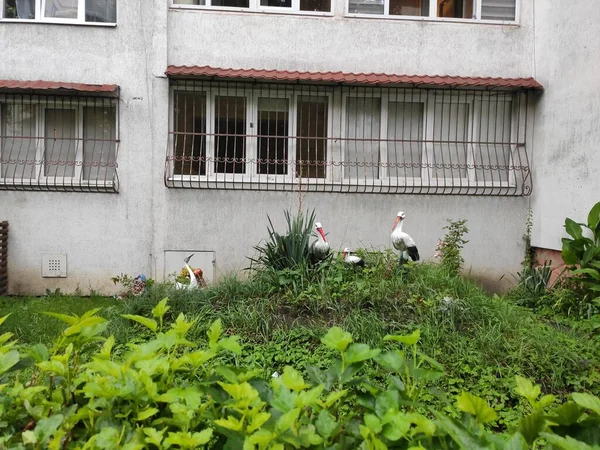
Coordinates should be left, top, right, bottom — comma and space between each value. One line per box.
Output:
169, 85, 334, 185
168, 85, 521, 189
422, 91, 473, 187
253, 90, 294, 184
345, 0, 518, 24
293, 91, 334, 184
470, 93, 519, 188
0, 96, 118, 187
383, 90, 428, 186
0, 101, 40, 184
170, 0, 333, 16
0, 0, 117, 26
340, 91, 384, 184
40, 103, 83, 182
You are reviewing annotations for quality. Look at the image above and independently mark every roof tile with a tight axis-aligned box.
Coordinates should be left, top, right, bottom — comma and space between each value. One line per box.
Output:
0, 79, 119, 94
165, 66, 543, 90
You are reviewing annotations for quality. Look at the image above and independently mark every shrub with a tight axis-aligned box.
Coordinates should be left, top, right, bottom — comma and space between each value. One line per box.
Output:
250, 209, 316, 272
562, 201, 600, 306
436, 219, 469, 276
1, 303, 599, 449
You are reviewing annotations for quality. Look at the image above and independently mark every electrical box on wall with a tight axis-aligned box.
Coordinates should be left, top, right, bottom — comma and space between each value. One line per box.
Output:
42, 253, 67, 278
164, 251, 215, 284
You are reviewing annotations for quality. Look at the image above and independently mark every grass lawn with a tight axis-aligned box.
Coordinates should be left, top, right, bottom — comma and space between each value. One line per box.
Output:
0, 295, 123, 344
1, 259, 599, 428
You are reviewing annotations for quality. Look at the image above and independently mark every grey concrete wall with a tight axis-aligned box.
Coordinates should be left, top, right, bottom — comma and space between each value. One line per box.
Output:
0, 0, 162, 294
530, 2, 600, 250
168, 1, 534, 76
1, 0, 537, 295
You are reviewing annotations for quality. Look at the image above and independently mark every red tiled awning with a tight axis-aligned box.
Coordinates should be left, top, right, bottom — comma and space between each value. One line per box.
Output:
0, 80, 119, 95
166, 65, 543, 90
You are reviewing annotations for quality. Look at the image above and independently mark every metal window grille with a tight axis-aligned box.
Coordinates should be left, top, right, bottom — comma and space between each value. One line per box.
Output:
165, 80, 532, 196
0, 221, 7, 295
0, 92, 120, 192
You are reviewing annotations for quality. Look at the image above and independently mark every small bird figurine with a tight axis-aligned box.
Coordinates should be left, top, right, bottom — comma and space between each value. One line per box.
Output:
342, 248, 365, 267
309, 222, 330, 264
391, 211, 420, 265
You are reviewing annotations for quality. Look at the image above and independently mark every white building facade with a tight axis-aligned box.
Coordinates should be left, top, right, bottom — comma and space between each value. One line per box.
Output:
0, 0, 598, 294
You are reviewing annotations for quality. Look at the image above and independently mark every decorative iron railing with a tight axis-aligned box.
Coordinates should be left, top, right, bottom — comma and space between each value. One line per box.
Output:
0, 221, 7, 295
165, 80, 532, 196
0, 93, 120, 192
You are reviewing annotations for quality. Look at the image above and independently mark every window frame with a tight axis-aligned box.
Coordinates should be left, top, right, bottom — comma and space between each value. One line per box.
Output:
169, 84, 334, 185
383, 90, 428, 186
470, 93, 519, 188
170, 0, 333, 16
167, 83, 527, 192
0, 95, 119, 189
0, 0, 117, 26
344, 0, 519, 24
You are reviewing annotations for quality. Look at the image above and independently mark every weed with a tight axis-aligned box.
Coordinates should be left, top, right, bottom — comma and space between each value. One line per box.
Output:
436, 219, 469, 276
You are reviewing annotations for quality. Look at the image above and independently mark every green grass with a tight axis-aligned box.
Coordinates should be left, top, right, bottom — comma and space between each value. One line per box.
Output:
2, 258, 599, 427
0, 295, 123, 344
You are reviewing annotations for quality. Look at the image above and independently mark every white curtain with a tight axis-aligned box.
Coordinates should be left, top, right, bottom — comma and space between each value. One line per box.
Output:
481, 0, 515, 21
476, 99, 512, 182
1, 105, 37, 179
15, 0, 35, 19
85, 0, 117, 23
432, 102, 469, 179
44, 0, 78, 19
345, 97, 381, 180
83, 107, 116, 181
347, 0, 384, 14
387, 102, 423, 180
44, 109, 77, 178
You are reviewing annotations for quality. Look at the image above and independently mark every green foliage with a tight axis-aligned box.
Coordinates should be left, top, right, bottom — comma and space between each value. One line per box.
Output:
562, 201, 600, 303
437, 219, 469, 277
515, 261, 560, 306
250, 209, 316, 273
1, 306, 599, 449
522, 209, 535, 269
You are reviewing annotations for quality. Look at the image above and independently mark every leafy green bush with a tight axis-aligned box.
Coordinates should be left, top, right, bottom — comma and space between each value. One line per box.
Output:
562, 201, 600, 305
1, 303, 600, 449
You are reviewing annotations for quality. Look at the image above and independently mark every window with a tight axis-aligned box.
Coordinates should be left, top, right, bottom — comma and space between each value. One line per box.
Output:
297, 96, 328, 179
258, 97, 289, 175
166, 80, 530, 195
172, 0, 331, 14
347, 0, 515, 21
0, 94, 119, 192
1, 0, 117, 23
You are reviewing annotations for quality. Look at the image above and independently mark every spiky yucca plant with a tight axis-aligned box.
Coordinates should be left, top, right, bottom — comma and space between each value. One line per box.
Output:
251, 209, 316, 271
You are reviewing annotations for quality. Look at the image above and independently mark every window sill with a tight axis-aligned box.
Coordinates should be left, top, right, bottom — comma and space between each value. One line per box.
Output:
169, 4, 333, 17
0, 18, 116, 27
344, 13, 518, 26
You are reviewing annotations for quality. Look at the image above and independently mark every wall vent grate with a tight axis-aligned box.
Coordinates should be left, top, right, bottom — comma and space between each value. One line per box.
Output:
42, 253, 67, 278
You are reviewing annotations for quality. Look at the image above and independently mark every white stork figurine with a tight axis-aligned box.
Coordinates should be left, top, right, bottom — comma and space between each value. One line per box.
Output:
391, 211, 420, 265
309, 222, 330, 264
175, 253, 202, 290
342, 248, 365, 267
